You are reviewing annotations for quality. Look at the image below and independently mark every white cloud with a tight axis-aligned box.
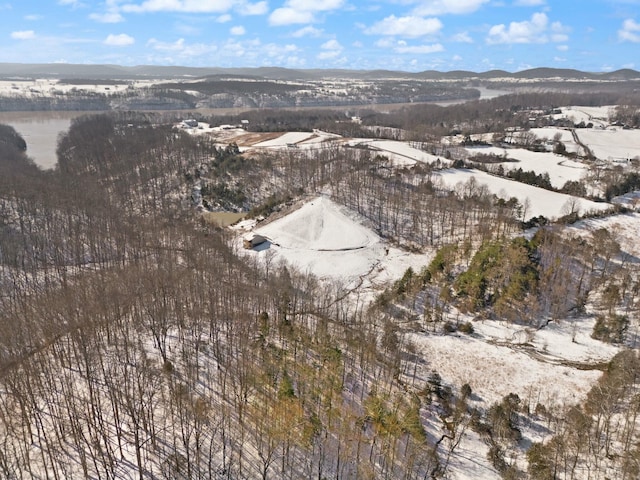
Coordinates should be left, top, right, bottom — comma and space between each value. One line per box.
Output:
147, 37, 219, 57
143, 37, 307, 66
513, 0, 545, 5
317, 38, 343, 59
487, 12, 567, 44
175, 22, 202, 35
556, 44, 568, 51
291, 25, 323, 37
269, 7, 314, 25
230, 25, 246, 35
147, 37, 186, 51
25, 14, 43, 21
217, 14, 232, 22
374, 38, 444, 54
90, 12, 124, 22
618, 19, 640, 43
394, 42, 444, 54
11, 30, 36, 40
122, 0, 235, 14
268, 0, 344, 26
288, 0, 344, 12
411, 0, 489, 16
365, 15, 443, 38
451, 31, 473, 43
239, 1, 268, 15
321, 38, 341, 50
104, 33, 135, 45
374, 37, 394, 48
317, 51, 340, 59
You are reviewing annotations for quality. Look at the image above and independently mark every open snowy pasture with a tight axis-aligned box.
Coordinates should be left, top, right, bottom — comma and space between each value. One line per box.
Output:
407, 329, 603, 410
465, 146, 588, 188
252, 131, 318, 147
434, 168, 611, 220
243, 196, 432, 290
346, 139, 445, 167
296, 129, 342, 146
574, 127, 640, 161
471, 317, 620, 365
554, 106, 614, 126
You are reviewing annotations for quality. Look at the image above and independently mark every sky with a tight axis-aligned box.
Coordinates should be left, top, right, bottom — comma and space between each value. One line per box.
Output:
1, 0, 639, 73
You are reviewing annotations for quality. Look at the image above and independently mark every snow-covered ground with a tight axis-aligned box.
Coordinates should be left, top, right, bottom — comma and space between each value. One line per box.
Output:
0, 78, 164, 97
253, 131, 318, 147
568, 212, 640, 258
241, 196, 433, 293
575, 127, 640, 162
347, 139, 445, 167
409, 329, 602, 409
465, 146, 588, 188
529, 127, 580, 153
612, 191, 640, 210
434, 168, 611, 220
553, 106, 614, 126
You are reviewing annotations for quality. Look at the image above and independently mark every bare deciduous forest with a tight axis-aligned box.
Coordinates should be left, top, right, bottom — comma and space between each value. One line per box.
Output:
1, 88, 640, 479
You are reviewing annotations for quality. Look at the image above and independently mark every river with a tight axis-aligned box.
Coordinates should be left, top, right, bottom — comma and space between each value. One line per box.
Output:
0, 111, 90, 170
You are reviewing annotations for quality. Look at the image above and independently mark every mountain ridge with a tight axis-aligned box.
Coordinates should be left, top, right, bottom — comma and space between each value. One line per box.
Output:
0, 63, 638, 81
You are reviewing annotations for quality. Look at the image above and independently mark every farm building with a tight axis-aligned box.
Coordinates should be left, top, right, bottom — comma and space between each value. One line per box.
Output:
182, 119, 198, 128
243, 234, 268, 249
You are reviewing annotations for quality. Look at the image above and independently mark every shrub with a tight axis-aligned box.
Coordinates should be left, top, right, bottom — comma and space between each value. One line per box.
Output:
459, 321, 474, 334
443, 321, 457, 333
460, 383, 472, 400
591, 314, 628, 344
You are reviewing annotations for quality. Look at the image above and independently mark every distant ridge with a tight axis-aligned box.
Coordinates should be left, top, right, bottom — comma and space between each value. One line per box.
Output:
0, 63, 638, 81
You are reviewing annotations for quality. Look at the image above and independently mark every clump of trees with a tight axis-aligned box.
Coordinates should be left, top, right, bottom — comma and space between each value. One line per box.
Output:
505, 168, 553, 190
454, 237, 539, 318
0, 124, 27, 151
604, 171, 640, 200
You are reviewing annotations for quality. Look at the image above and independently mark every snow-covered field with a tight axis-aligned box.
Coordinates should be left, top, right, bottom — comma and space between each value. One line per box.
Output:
575, 127, 640, 161
434, 168, 611, 220
410, 329, 603, 408
465, 146, 588, 188
554, 106, 614, 126
241, 196, 432, 292
347, 139, 445, 166
253, 131, 317, 147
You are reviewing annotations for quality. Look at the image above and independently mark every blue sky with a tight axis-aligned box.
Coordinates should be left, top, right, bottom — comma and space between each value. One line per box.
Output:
2, 0, 639, 72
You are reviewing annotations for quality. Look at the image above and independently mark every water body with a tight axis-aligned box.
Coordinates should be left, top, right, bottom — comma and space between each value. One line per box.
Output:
202, 211, 246, 227
0, 111, 90, 170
